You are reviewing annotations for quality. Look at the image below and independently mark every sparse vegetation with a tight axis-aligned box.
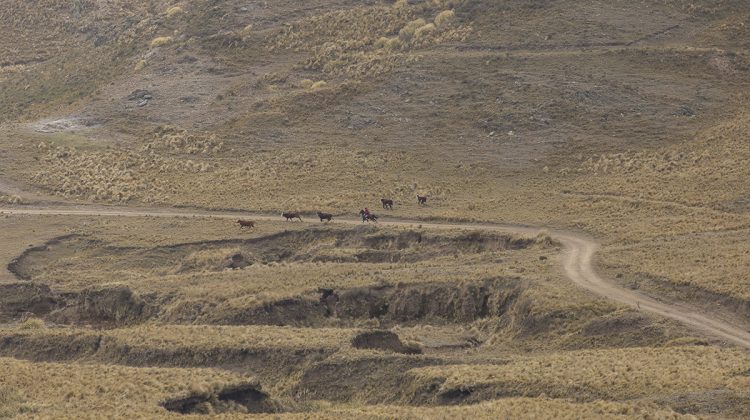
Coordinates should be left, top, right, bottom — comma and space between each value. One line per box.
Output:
1, 0, 750, 417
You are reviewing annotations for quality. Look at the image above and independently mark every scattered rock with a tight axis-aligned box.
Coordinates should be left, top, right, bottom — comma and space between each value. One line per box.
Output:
127, 89, 153, 101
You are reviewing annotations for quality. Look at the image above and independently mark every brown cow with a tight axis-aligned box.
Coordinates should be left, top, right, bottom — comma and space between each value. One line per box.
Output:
381, 198, 394, 210
317, 212, 333, 222
282, 212, 303, 221
417, 195, 428, 205
237, 219, 255, 229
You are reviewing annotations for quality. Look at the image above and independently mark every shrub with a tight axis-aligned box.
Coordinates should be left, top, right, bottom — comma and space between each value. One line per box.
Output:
435, 9, 455, 27
150, 36, 174, 48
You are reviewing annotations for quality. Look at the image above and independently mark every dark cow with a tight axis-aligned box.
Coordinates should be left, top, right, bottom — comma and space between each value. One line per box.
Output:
417, 195, 428, 205
317, 212, 333, 222
282, 212, 303, 221
237, 219, 255, 229
359, 210, 378, 223
381, 198, 394, 210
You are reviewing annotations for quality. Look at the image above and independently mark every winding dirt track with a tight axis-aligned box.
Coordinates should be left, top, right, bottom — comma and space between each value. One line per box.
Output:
2, 204, 749, 349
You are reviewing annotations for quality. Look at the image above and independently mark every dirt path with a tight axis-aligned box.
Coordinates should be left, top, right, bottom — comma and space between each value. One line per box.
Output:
2, 204, 749, 349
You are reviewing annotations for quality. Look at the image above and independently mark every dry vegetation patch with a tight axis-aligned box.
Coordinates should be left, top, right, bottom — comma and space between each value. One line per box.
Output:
0, 357, 265, 418
407, 346, 750, 402
270, 3, 471, 78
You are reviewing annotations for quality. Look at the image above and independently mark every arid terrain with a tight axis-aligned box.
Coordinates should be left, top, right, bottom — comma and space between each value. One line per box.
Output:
1, 0, 749, 418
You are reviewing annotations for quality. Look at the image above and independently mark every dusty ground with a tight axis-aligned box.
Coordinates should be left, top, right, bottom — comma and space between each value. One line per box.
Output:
1, 0, 750, 418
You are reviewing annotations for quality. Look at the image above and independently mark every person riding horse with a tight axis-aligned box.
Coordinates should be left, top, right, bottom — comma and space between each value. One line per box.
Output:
359, 209, 378, 223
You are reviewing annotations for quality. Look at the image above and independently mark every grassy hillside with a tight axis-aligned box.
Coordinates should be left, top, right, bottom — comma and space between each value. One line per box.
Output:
1, 0, 749, 417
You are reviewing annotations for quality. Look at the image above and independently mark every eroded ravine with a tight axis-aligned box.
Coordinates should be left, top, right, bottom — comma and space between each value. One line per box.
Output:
2, 204, 750, 349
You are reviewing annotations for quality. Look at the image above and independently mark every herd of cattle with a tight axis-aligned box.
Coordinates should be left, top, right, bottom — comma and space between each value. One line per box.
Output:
236, 195, 428, 229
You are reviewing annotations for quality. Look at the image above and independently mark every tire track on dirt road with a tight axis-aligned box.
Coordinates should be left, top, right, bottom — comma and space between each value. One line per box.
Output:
2, 205, 749, 349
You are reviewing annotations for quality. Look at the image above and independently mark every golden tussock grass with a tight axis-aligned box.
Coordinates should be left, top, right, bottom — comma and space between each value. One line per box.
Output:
0, 357, 251, 419
165, 6, 183, 18
133, 59, 147, 71
0, 324, 356, 352
434, 9, 456, 27
318, 398, 689, 419
16, 318, 45, 331
150, 36, 174, 48
309, 80, 327, 90
407, 346, 750, 401
0, 193, 22, 205
270, 4, 470, 78
414, 23, 437, 39
0, 355, 691, 419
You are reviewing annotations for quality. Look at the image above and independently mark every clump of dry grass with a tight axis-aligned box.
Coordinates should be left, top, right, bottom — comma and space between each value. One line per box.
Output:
133, 59, 147, 71
17, 318, 45, 330
374, 36, 402, 51
309, 80, 327, 90
0, 194, 22, 204
150, 36, 173, 48
414, 23, 437, 39
434, 9, 455, 27
399, 18, 427, 40
298, 79, 314, 89
165, 6, 183, 18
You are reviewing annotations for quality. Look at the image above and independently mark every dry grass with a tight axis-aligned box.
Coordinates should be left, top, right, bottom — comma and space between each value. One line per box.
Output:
16, 221, 556, 301
165, 6, 183, 18
150, 36, 174, 48
1, 0, 750, 417
0, 357, 253, 419
0, 194, 22, 205
316, 399, 690, 419
0, 324, 355, 352
0, 355, 692, 419
270, 4, 471, 78
16, 318, 45, 331
407, 346, 750, 401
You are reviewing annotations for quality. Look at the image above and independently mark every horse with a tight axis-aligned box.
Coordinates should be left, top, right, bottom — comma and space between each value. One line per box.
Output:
282, 212, 303, 221
317, 212, 333, 222
417, 195, 428, 205
381, 198, 394, 210
237, 219, 255, 229
359, 210, 378, 223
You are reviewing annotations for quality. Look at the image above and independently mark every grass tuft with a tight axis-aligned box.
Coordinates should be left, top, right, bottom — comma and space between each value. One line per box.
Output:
150, 36, 174, 48
435, 9, 455, 27
17, 318, 45, 330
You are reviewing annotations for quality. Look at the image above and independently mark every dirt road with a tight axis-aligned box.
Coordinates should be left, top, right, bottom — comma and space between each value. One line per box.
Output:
2, 204, 749, 349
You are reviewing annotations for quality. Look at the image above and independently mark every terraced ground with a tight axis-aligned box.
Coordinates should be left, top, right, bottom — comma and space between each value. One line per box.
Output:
1, 0, 750, 418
